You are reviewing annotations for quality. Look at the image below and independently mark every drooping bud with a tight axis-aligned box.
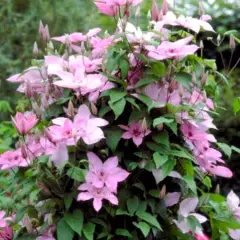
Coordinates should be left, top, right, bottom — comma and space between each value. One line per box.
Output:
198, 1, 205, 16
200, 40, 204, 49
230, 35, 236, 50
152, 0, 160, 22
33, 41, 38, 57
160, 185, 166, 199
160, 0, 168, 16
201, 71, 209, 87
90, 102, 98, 115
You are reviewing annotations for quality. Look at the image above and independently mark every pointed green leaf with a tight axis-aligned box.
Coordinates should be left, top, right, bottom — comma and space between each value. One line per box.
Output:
133, 222, 150, 237
136, 211, 162, 230
57, 218, 74, 240
83, 223, 95, 240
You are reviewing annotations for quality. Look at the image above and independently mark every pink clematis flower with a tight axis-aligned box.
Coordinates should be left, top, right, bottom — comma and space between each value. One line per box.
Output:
11, 112, 38, 135
0, 211, 13, 228
52, 28, 101, 52
77, 183, 118, 212
174, 197, 208, 234
36, 225, 56, 240
229, 229, 240, 240
119, 121, 151, 146
0, 226, 13, 240
153, 11, 214, 34
146, 36, 199, 61
227, 190, 240, 221
86, 152, 129, 192
48, 104, 108, 145
0, 149, 30, 170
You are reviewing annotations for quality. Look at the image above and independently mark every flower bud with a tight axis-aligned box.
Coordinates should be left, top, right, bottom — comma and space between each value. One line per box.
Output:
157, 123, 164, 131
215, 184, 220, 194
161, 0, 168, 16
33, 41, 39, 57
48, 41, 54, 50
39, 20, 44, 36
230, 35, 236, 50
147, 10, 152, 20
25, 80, 33, 98
23, 215, 33, 234
68, 100, 75, 118
40, 66, 48, 80
152, 0, 160, 22
200, 40, 204, 49
21, 144, 28, 159
198, 1, 205, 16
135, 6, 141, 18
201, 71, 208, 87
160, 185, 166, 199
90, 102, 98, 115
44, 25, 50, 42
178, 85, 184, 98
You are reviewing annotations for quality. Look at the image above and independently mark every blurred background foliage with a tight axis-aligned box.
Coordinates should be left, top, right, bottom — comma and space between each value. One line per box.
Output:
0, 0, 240, 183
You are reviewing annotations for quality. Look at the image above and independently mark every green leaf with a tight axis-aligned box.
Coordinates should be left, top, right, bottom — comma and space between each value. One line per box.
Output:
108, 89, 127, 103
232, 146, 240, 154
169, 150, 193, 160
64, 194, 74, 210
233, 98, 240, 114
66, 167, 85, 182
152, 62, 166, 77
162, 159, 176, 178
183, 176, 197, 194
119, 59, 129, 79
217, 142, 232, 158
153, 130, 169, 147
175, 72, 192, 90
116, 229, 132, 238
134, 78, 156, 89
165, 121, 178, 135
133, 222, 150, 238
64, 209, 84, 236
126, 97, 140, 110
116, 209, 132, 216
0, 100, 13, 113
83, 223, 95, 240
105, 127, 123, 152
153, 117, 174, 127
57, 218, 74, 240
215, 71, 229, 85
109, 98, 126, 119
153, 152, 168, 168
134, 94, 153, 108
127, 196, 139, 215
136, 211, 162, 230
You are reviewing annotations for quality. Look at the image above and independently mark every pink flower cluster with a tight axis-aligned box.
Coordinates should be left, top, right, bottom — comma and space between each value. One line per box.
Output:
77, 152, 129, 211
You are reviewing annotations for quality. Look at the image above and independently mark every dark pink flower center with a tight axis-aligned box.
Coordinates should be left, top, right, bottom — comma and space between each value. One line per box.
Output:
133, 128, 141, 137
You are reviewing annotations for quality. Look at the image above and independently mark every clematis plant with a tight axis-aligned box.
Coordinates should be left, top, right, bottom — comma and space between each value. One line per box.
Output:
1, 0, 240, 239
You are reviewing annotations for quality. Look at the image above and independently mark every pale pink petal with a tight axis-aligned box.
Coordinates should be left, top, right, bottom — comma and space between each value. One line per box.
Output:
103, 156, 118, 171
50, 142, 68, 167
105, 192, 118, 205
132, 136, 143, 146
87, 152, 103, 171
227, 190, 240, 212
77, 192, 93, 201
93, 198, 103, 212
208, 166, 233, 178
178, 197, 198, 217
122, 132, 132, 139
190, 213, 208, 223
88, 118, 108, 127
118, 125, 130, 131
165, 192, 181, 207
52, 117, 68, 126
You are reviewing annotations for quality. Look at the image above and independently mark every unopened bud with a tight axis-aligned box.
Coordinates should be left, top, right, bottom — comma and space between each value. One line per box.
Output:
178, 85, 184, 97
160, 185, 166, 199
147, 10, 152, 20
215, 184, 220, 194
135, 6, 141, 18
161, 0, 168, 16
200, 40, 204, 49
152, 0, 160, 22
201, 71, 208, 86
68, 100, 75, 118
90, 102, 98, 115
33, 41, 39, 57
44, 25, 50, 42
198, 1, 205, 16
40, 66, 48, 80
23, 215, 33, 234
21, 144, 28, 159
217, 35, 221, 45
192, 72, 197, 85
157, 123, 164, 131
32, 102, 42, 117
25, 80, 33, 98
39, 20, 44, 36
230, 35, 236, 50
141, 118, 148, 132
48, 41, 54, 50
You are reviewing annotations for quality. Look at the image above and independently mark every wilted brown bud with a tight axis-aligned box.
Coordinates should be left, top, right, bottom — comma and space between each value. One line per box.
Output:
90, 102, 98, 115
160, 185, 166, 199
